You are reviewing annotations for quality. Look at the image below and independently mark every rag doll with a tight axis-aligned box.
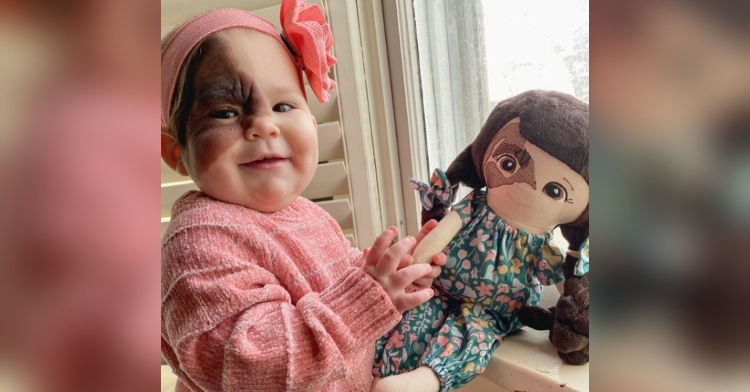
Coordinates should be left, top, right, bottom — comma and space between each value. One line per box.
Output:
372, 90, 589, 392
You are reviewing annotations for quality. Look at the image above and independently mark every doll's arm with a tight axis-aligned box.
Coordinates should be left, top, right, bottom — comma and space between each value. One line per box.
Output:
412, 210, 462, 264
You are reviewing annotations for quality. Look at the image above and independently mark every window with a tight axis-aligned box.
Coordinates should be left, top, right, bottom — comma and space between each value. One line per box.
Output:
415, 0, 589, 171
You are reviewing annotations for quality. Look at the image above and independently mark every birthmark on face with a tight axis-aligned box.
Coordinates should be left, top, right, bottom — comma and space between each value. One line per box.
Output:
185, 36, 258, 173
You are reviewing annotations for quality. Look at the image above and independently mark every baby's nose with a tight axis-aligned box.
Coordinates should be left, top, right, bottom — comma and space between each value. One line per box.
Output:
245, 116, 280, 140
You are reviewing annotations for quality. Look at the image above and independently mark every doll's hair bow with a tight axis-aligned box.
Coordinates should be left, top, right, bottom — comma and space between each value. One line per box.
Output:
280, 0, 337, 103
410, 168, 456, 210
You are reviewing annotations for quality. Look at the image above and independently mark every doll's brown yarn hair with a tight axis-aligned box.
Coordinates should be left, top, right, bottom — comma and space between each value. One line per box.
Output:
422, 90, 589, 255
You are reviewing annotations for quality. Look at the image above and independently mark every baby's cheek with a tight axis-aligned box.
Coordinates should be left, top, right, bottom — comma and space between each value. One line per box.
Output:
189, 127, 239, 173
301, 122, 319, 167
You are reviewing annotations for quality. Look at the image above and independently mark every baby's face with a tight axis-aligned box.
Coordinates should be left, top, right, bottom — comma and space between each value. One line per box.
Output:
483, 118, 589, 234
181, 29, 318, 212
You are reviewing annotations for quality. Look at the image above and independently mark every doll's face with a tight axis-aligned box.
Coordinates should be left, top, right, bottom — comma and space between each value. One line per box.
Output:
483, 118, 589, 235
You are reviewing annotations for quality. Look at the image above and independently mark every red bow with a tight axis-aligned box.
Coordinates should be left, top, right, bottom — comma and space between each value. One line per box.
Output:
280, 0, 337, 103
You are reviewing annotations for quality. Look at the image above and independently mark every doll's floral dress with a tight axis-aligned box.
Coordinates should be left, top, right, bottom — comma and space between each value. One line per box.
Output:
373, 169, 566, 391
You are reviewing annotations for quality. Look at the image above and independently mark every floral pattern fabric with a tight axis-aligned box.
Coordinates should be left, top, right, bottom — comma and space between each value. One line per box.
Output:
411, 169, 455, 211
374, 185, 565, 391
574, 238, 589, 277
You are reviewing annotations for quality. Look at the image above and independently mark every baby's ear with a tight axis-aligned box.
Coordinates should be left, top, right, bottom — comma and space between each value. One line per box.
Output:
161, 131, 188, 176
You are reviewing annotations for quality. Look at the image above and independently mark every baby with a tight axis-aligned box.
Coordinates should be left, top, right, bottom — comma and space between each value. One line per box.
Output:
160, 2, 444, 391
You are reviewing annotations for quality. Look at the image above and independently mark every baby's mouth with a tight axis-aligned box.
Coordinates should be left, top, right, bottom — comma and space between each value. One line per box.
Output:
240, 156, 288, 169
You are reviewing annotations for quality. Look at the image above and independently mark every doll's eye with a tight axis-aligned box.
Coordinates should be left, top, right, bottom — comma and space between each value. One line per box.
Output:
497, 155, 518, 174
542, 182, 568, 202
273, 103, 293, 113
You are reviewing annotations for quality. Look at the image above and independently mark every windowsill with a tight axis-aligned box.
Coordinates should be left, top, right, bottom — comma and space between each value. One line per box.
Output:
457, 288, 589, 392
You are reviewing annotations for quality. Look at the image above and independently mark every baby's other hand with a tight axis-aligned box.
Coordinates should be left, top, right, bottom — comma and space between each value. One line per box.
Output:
365, 227, 434, 313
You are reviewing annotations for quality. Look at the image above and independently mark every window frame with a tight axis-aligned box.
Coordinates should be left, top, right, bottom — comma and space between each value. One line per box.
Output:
378, 0, 490, 235
333, 0, 427, 238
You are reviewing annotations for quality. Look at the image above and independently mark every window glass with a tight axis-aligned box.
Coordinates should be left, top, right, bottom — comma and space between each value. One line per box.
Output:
484, 0, 589, 106
414, 0, 589, 172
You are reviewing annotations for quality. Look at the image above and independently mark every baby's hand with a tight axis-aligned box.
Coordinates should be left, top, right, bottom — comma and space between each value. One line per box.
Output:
406, 220, 447, 289
364, 227, 434, 313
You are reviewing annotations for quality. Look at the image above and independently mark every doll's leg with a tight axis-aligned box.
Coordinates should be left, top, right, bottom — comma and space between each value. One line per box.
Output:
373, 292, 454, 378
418, 303, 501, 391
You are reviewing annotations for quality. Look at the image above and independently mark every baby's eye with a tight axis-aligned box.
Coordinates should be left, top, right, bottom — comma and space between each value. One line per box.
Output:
542, 182, 568, 202
497, 154, 518, 174
273, 103, 293, 113
209, 109, 237, 119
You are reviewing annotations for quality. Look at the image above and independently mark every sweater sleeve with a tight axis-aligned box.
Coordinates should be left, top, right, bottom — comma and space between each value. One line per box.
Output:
324, 213, 363, 267
162, 227, 402, 392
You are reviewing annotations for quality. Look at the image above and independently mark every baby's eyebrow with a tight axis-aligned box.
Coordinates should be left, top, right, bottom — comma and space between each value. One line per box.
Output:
195, 76, 244, 108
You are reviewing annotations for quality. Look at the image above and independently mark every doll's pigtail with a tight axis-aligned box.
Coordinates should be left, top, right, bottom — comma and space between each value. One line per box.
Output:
445, 144, 485, 190
420, 201, 451, 226
555, 205, 590, 365
559, 205, 589, 279
559, 156, 589, 278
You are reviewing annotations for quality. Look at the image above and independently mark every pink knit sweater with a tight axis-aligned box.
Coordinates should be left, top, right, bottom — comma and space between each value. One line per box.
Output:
161, 191, 403, 392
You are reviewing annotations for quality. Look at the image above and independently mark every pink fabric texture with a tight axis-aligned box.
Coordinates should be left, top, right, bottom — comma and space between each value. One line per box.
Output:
161, 0, 337, 128
280, 0, 337, 103
161, 191, 402, 392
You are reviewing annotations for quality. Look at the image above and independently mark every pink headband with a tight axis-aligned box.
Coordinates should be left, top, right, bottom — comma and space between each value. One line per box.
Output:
161, 0, 337, 128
